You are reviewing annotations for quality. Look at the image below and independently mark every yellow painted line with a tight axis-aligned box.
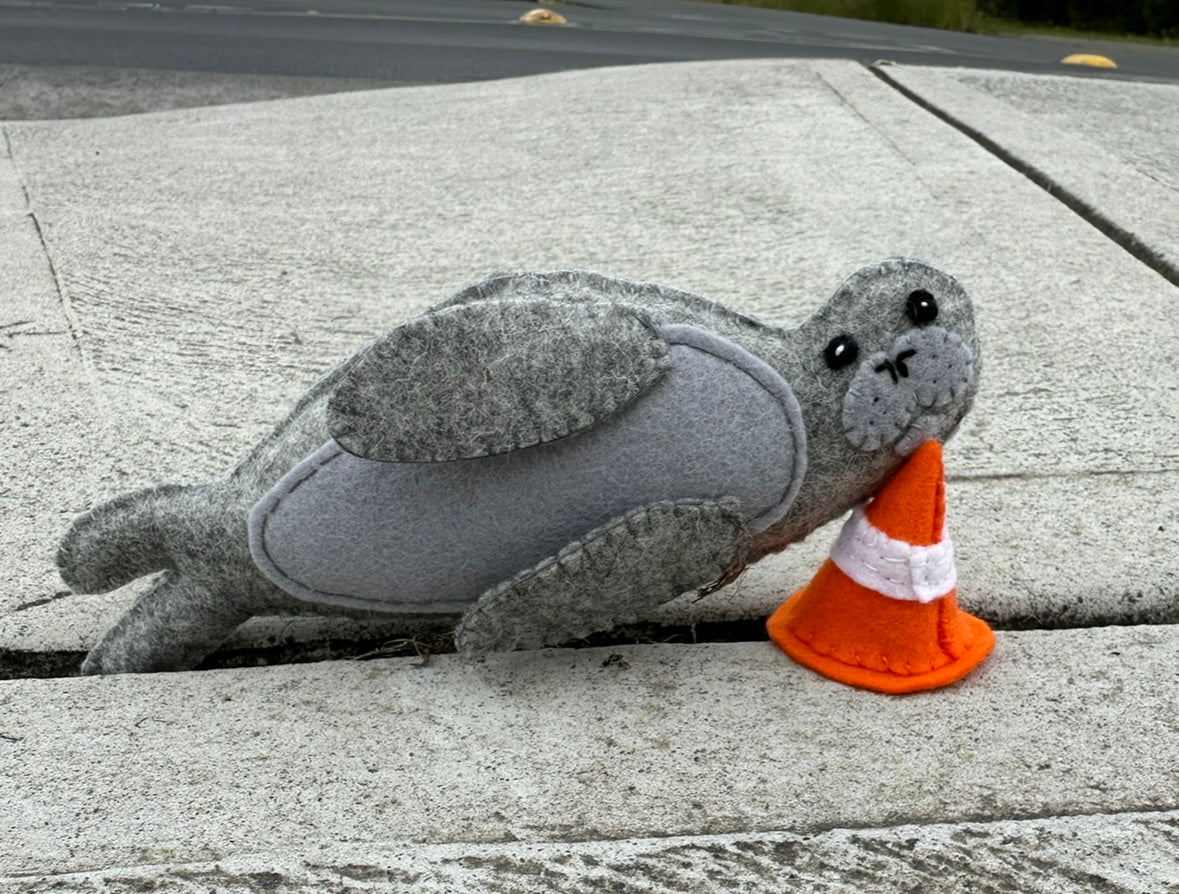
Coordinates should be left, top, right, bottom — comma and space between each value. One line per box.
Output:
1061, 53, 1117, 69
519, 8, 567, 25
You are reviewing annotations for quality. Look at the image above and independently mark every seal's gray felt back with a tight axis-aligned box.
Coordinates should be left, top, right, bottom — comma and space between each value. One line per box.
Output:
249, 325, 806, 613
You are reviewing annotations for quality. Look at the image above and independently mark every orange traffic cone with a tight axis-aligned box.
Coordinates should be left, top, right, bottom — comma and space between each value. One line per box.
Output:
767, 441, 993, 694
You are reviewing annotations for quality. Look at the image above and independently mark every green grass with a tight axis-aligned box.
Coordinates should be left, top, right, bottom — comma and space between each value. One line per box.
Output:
703, 0, 978, 31
973, 12, 1177, 45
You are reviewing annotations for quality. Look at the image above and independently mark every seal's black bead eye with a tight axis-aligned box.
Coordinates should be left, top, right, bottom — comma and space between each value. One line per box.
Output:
906, 289, 938, 325
824, 334, 859, 370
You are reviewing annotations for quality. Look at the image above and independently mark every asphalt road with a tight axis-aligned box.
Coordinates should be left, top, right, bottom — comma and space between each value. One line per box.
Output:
1, 0, 1178, 86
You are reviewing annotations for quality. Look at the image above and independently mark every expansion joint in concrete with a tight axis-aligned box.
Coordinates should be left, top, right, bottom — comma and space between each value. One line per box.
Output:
868, 63, 1179, 291
2, 126, 91, 354
1, 124, 111, 438
952, 466, 1179, 484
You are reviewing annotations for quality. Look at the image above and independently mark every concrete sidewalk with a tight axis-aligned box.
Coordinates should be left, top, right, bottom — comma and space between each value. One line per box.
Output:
880, 65, 1179, 282
4, 633, 1179, 887
1, 59, 1177, 889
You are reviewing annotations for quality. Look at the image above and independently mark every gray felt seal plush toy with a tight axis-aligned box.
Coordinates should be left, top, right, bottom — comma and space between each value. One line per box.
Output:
57, 258, 980, 674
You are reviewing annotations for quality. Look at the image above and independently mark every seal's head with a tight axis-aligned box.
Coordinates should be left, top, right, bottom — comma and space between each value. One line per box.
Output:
804, 257, 979, 458
758, 258, 980, 551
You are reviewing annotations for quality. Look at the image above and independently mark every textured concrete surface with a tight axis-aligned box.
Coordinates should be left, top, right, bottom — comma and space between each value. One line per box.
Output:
0, 134, 128, 658
880, 64, 1179, 281
3, 630, 1179, 877
2, 59, 1175, 662
659, 469, 1179, 632
8, 810, 1179, 893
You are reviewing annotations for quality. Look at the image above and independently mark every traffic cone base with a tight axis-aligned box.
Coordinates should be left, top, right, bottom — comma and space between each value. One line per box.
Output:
767, 441, 995, 694
767, 561, 995, 694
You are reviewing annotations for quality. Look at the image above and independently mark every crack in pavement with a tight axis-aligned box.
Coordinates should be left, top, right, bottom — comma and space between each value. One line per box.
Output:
869, 62, 1179, 291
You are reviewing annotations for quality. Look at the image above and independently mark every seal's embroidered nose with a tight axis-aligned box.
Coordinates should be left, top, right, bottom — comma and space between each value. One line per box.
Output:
874, 358, 899, 383
874, 348, 918, 383
841, 326, 973, 453
766, 440, 994, 694
893, 348, 916, 378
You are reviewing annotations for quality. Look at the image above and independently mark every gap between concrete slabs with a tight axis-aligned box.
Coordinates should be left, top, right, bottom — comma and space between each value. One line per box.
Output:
7, 464, 1177, 678
872, 63, 1179, 288
7, 809, 1179, 893
2, 632, 1178, 877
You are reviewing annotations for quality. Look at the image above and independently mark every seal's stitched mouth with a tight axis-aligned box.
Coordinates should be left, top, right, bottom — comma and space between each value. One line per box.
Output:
841, 326, 973, 454
893, 414, 943, 455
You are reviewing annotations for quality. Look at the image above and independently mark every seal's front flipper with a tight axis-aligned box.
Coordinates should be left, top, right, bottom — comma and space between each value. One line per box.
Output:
328, 299, 671, 462
81, 572, 251, 675
455, 499, 748, 653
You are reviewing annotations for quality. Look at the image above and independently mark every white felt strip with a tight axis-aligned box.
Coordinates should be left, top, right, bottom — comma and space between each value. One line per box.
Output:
829, 507, 956, 603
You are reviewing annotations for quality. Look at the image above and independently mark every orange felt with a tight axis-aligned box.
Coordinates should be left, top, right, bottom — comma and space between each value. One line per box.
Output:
766, 560, 994, 694
864, 440, 944, 546
766, 440, 995, 695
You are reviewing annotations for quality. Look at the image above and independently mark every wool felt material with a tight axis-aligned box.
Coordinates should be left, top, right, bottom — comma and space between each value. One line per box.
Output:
766, 441, 995, 695
57, 259, 981, 674
330, 301, 672, 462
842, 327, 974, 453
455, 499, 747, 653
829, 509, 956, 602
251, 326, 804, 613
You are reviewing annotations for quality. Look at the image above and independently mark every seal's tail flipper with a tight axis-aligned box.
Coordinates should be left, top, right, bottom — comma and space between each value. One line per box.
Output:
56, 484, 188, 593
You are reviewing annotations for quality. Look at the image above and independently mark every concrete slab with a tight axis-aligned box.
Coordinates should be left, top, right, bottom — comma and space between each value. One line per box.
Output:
2, 59, 1176, 663
2, 629, 1178, 876
878, 64, 1179, 281
8, 809, 1179, 892
0, 137, 128, 659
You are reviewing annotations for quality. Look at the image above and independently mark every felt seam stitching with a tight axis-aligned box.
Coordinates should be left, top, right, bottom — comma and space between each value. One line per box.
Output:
330, 301, 673, 463
659, 324, 807, 533
442, 269, 787, 340
252, 445, 740, 611
829, 507, 955, 603
789, 627, 919, 676
476, 498, 739, 594
250, 326, 789, 611
453, 305, 668, 459
246, 443, 428, 611
456, 498, 745, 651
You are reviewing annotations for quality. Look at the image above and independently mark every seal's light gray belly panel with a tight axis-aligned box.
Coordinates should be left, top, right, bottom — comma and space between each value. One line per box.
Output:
248, 325, 806, 613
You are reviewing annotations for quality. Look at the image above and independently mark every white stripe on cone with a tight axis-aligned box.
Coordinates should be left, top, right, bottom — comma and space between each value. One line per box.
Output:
829, 507, 956, 604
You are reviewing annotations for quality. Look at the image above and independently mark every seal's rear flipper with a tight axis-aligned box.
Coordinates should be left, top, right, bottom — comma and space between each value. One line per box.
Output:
57, 484, 187, 593
81, 571, 251, 674
455, 498, 748, 653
